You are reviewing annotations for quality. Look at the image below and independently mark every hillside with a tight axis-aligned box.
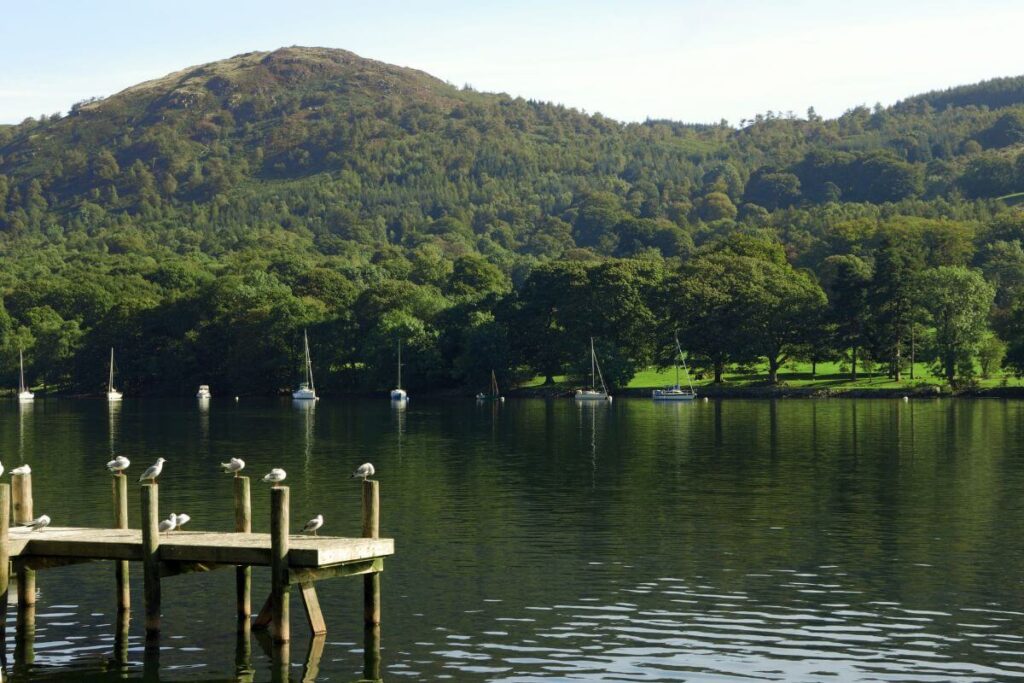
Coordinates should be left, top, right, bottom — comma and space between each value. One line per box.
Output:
1, 47, 1024, 395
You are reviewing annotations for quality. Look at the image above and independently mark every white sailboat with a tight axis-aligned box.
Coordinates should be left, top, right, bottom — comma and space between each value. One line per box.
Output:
196, 384, 212, 399
292, 330, 318, 400
652, 335, 697, 401
575, 337, 612, 401
17, 349, 34, 402
390, 339, 407, 401
107, 348, 123, 401
476, 369, 504, 401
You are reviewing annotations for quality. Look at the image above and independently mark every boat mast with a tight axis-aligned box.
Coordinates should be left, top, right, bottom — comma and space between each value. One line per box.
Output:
19, 348, 26, 393
590, 337, 596, 390
491, 369, 499, 396
109, 348, 115, 392
397, 339, 402, 390
304, 329, 315, 391
675, 334, 695, 393
674, 333, 680, 388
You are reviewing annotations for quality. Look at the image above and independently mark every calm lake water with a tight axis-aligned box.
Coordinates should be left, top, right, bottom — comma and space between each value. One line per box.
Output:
1, 397, 1023, 681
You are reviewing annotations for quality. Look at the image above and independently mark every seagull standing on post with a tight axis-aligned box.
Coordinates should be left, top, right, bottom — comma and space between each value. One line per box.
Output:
301, 514, 324, 536
11, 464, 31, 476
220, 457, 246, 477
351, 463, 375, 481
262, 468, 287, 486
107, 455, 130, 473
139, 458, 166, 483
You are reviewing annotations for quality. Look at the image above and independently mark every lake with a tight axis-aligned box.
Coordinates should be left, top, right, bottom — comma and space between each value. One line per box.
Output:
1, 397, 1023, 681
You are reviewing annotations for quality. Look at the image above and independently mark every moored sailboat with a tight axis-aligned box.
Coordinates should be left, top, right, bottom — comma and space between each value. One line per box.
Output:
292, 330, 318, 400
390, 339, 408, 401
17, 349, 33, 402
476, 370, 504, 401
107, 348, 123, 401
574, 337, 611, 401
652, 335, 697, 401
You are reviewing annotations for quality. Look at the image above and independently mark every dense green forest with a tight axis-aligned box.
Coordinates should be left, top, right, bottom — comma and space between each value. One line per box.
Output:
2, 47, 1024, 395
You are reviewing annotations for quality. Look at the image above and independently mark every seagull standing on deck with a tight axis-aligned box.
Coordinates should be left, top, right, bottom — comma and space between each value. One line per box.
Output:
220, 457, 246, 477
158, 513, 177, 533
301, 514, 324, 536
11, 464, 31, 476
139, 458, 166, 483
262, 468, 287, 486
174, 513, 191, 530
21, 514, 50, 532
351, 463, 375, 481
107, 456, 130, 473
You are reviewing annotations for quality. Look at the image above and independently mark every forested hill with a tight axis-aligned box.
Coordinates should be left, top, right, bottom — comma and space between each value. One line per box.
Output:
2, 46, 1024, 395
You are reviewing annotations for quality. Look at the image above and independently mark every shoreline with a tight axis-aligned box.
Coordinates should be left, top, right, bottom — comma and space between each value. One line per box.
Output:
12, 385, 1024, 400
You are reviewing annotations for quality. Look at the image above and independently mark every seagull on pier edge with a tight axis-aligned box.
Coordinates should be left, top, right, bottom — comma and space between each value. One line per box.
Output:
158, 513, 177, 533
301, 514, 324, 536
351, 463, 375, 481
11, 464, 31, 476
220, 457, 246, 477
139, 458, 167, 483
262, 468, 287, 486
174, 513, 191, 530
107, 455, 130, 473
21, 514, 50, 532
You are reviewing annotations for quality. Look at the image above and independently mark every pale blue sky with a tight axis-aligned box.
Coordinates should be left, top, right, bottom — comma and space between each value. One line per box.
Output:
2, 0, 1022, 125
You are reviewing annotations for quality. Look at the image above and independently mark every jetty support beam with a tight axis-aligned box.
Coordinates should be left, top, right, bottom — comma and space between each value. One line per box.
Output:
141, 482, 161, 634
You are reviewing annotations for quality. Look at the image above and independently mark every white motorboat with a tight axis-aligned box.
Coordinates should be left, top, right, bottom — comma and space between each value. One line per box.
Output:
196, 384, 212, 399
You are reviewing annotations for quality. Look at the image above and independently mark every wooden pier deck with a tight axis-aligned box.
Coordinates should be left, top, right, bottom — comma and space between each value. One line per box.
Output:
8, 526, 394, 568
0, 472, 394, 680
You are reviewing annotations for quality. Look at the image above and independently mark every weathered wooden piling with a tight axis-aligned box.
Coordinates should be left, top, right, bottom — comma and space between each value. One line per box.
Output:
234, 475, 252, 621
362, 480, 381, 627
141, 482, 161, 634
12, 471, 36, 606
113, 472, 130, 611
270, 485, 290, 643
0, 483, 11, 644
363, 624, 382, 682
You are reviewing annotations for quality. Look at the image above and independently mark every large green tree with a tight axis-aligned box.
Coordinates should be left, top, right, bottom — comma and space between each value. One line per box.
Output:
916, 267, 995, 382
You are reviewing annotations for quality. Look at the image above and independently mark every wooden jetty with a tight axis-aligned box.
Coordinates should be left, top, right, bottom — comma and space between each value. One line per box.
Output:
0, 471, 393, 678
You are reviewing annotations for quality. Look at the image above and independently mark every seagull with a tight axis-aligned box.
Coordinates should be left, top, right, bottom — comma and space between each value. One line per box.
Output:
262, 468, 287, 486
158, 513, 177, 533
301, 514, 324, 536
107, 455, 131, 473
139, 458, 167, 483
21, 514, 50, 532
220, 457, 246, 477
174, 513, 191, 530
351, 463, 375, 481
11, 464, 31, 476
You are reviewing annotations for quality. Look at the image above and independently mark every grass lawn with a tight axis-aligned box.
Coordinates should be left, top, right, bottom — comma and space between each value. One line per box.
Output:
518, 361, 1024, 391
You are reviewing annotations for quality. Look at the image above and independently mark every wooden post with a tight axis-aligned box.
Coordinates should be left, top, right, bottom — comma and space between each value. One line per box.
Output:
0, 484, 11, 647
141, 482, 161, 634
362, 480, 381, 627
113, 472, 130, 612
270, 485, 290, 643
12, 472, 36, 607
234, 476, 251, 621
363, 624, 382, 682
